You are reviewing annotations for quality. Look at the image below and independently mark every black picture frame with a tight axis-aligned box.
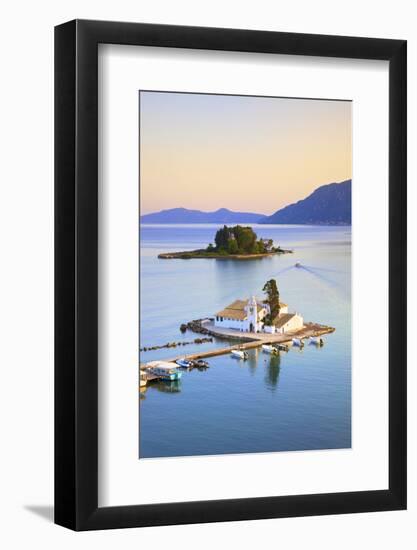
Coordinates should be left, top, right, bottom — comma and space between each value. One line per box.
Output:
55, 19, 407, 531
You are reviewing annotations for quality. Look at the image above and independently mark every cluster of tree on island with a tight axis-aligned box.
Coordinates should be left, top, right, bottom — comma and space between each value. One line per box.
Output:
206, 225, 280, 256
157, 224, 291, 258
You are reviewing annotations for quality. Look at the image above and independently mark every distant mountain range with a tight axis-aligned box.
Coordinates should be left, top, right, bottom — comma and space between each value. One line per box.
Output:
260, 179, 351, 225
140, 207, 266, 224
140, 180, 352, 225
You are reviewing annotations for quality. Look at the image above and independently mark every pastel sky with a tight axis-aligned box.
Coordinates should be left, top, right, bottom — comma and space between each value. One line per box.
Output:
140, 91, 351, 215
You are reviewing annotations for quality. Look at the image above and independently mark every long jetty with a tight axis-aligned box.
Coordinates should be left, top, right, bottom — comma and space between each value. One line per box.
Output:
140, 322, 334, 368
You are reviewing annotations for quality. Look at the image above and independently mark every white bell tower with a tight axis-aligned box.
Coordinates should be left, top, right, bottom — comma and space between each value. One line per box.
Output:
245, 296, 258, 333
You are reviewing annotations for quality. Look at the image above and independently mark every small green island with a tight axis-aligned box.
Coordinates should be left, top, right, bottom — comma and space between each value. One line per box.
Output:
158, 225, 293, 260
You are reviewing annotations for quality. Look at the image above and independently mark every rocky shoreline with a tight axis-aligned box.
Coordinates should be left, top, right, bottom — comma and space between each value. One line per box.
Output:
140, 318, 245, 354
140, 335, 213, 353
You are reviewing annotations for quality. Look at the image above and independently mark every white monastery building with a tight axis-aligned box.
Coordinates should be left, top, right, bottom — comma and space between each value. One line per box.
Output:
214, 296, 303, 334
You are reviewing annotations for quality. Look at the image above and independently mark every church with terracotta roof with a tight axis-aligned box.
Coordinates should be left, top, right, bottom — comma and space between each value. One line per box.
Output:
214, 295, 303, 334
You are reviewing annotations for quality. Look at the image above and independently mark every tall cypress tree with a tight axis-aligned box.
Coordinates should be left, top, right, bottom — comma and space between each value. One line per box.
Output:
263, 279, 280, 322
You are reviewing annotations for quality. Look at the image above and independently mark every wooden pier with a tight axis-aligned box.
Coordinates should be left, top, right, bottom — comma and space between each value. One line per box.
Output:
140, 322, 335, 370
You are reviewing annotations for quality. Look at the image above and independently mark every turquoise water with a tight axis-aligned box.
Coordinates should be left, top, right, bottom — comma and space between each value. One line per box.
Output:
139, 224, 351, 458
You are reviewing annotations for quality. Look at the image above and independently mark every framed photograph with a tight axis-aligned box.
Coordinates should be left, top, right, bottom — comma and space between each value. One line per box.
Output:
55, 20, 406, 530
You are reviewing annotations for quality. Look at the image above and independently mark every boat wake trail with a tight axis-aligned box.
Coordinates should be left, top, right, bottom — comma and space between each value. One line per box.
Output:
301, 264, 344, 274
297, 265, 348, 300
275, 265, 295, 276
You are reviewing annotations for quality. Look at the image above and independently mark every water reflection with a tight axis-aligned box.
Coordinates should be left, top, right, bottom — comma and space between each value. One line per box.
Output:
264, 352, 282, 391
152, 380, 182, 393
247, 348, 260, 374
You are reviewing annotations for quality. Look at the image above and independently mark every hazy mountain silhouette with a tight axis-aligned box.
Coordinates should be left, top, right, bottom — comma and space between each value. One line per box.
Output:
260, 180, 351, 225
141, 180, 351, 225
140, 207, 266, 224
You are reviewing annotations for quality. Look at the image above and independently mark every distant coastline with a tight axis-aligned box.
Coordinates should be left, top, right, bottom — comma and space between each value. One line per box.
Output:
140, 207, 265, 224
142, 222, 352, 226
141, 179, 351, 226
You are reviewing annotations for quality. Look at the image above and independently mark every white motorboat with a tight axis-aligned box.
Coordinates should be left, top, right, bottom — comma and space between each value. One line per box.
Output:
230, 349, 248, 360
309, 336, 324, 346
292, 338, 304, 347
262, 344, 279, 355
176, 358, 192, 368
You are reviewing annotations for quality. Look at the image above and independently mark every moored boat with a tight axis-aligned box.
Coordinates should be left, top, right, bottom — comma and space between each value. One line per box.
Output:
146, 361, 183, 381
309, 336, 324, 346
176, 358, 192, 368
275, 343, 289, 352
262, 344, 279, 355
230, 349, 248, 360
292, 338, 304, 347
192, 359, 209, 368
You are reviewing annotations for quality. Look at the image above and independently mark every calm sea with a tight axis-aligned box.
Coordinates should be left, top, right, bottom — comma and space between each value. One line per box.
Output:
139, 224, 351, 458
